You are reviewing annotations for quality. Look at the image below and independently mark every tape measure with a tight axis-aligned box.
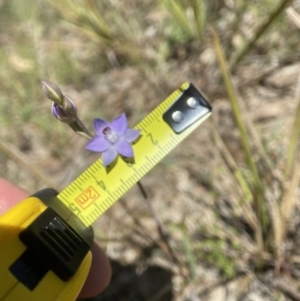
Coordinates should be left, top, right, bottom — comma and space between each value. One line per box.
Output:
0, 82, 211, 301
58, 82, 212, 226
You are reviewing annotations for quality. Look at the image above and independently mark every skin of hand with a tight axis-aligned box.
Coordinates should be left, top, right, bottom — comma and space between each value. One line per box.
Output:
0, 178, 111, 299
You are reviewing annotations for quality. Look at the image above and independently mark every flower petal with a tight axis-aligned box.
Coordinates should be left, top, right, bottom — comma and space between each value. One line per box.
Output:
123, 128, 141, 143
85, 136, 110, 152
115, 140, 134, 158
110, 113, 127, 136
102, 147, 118, 166
94, 118, 110, 135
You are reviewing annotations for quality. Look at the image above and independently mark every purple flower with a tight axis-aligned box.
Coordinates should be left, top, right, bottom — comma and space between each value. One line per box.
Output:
86, 113, 141, 166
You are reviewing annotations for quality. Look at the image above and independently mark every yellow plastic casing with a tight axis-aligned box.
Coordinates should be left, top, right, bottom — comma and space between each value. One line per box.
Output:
0, 197, 92, 301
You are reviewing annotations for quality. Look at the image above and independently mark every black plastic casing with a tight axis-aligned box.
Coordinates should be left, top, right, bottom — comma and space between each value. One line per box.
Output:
12, 189, 93, 286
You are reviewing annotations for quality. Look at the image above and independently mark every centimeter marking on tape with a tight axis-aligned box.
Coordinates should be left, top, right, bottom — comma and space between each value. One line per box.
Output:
57, 82, 212, 226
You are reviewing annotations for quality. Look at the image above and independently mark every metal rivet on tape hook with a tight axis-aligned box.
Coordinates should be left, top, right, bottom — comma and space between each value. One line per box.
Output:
187, 97, 198, 109
163, 83, 212, 134
172, 111, 184, 123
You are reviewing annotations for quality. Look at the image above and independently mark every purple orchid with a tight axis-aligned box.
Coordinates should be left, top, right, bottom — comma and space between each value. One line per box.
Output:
85, 113, 140, 166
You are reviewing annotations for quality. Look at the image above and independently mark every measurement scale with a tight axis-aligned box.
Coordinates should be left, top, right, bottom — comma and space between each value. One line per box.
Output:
0, 82, 212, 301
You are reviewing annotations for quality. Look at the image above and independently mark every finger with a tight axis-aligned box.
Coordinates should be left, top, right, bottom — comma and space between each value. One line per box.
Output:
0, 178, 28, 214
0, 178, 111, 297
78, 242, 111, 298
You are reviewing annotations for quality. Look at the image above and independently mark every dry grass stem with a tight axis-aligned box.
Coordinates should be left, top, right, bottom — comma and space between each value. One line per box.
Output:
188, 0, 206, 43
281, 159, 300, 238
274, 280, 300, 301
235, 90, 275, 181
270, 197, 284, 262
286, 7, 300, 29
212, 27, 266, 252
0, 139, 58, 189
285, 95, 300, 178
232, 0, 293, 66
210, 121, 258, 231
162, 0, 194, 38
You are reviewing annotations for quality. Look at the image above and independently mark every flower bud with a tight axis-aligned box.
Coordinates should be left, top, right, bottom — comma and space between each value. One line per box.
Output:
63, 95, 77, 115
52, 103, 76, 123
42, 81, 64, 105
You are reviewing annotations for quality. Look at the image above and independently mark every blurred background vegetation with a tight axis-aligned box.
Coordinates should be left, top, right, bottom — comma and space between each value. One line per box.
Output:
1, 0, 300, 300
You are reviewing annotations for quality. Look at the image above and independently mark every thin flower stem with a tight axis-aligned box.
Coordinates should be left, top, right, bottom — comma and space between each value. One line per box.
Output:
69, 115, 94, 139
137, 180, 148, 199
145, 201, 181, 266
119, 200, 183, 269
143, 194, 165, 234
137, 181, 166, 236
137, 180, 170, 243
130, 176, 174, 258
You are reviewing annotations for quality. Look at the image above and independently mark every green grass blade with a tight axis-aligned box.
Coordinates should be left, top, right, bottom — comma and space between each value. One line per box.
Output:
211, 121, 253, 204
276, 160, 300, 261
285, 96, 300, 178
83, 0, 114, 42
52, 0, 114, 45
188, 0, 206, 43
212, 28, 262, 191
232, 0, 293, 66
211, 121, 259, 233
281, 161, 300, 235
181, 221, 197, 279
212, 27, 268, 250
162, 0, 194, 38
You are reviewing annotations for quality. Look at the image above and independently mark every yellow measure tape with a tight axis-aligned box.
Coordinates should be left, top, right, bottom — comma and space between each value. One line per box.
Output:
58, 82, 211, 226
